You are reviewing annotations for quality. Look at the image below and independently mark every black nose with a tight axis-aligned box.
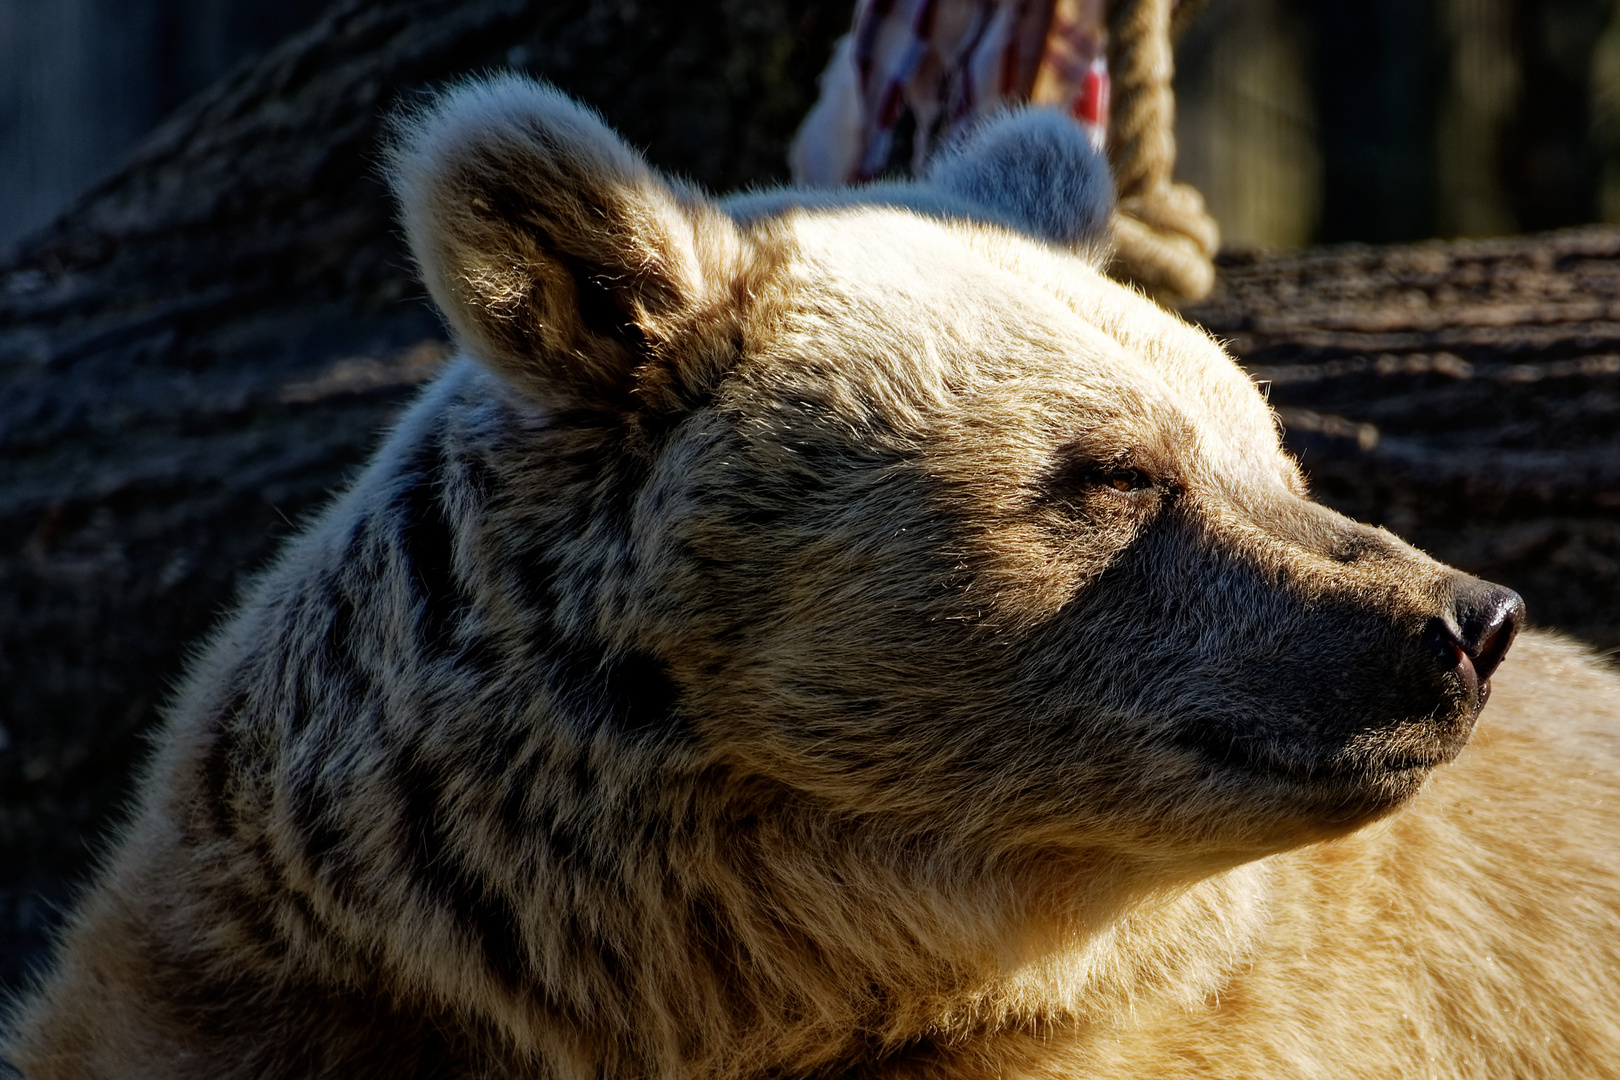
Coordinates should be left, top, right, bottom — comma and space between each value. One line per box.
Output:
1428, 577, 1524, 698
1451, 579, 1524, 681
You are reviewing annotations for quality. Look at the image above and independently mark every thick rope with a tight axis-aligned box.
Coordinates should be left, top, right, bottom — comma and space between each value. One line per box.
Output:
1105, 0, 1219, 303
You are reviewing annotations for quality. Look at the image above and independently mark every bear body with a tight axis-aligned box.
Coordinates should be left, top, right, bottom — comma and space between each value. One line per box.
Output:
7, 78, 1619, 1078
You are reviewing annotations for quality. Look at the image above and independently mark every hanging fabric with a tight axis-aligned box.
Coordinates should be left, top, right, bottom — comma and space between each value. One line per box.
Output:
790, 0, 1219, 304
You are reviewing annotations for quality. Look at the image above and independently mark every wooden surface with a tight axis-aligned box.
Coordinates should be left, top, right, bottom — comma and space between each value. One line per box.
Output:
1, 0, 1616, 1001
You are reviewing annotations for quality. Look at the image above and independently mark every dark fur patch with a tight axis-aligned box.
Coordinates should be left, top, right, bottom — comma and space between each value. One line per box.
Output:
280, 589, 361, 742
513, 546, 685, 738
250, 833, 327, 953
485, 732, 602, 880
548, 644, 682, 737
195, 692, 249, 844
286, 771, 363, 908
186, 693, 325, 963
383, 439, 512, 683
393, 750, 530, 993
320, 587, 358, 668
493, 737, 546, 862
394, 443, 465, 655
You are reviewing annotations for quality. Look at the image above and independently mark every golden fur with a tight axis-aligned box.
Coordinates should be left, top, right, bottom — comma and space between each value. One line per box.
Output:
6, 77, 1617, 1079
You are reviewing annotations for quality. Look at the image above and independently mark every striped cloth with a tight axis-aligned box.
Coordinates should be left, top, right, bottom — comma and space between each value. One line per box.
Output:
791, 0, 1109, 186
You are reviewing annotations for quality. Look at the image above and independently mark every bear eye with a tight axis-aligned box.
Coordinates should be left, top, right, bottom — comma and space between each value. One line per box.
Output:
1104, 466, 1152, 492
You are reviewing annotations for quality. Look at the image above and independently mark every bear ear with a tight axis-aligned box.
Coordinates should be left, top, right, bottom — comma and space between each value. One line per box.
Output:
388, 76, 746, 414
923, 107, 1115, 261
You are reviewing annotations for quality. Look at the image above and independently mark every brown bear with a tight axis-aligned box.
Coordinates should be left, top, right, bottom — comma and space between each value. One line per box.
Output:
6, 75, 1619, 1079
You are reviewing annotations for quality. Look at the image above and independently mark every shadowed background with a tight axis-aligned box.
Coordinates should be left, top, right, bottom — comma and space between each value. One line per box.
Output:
14, 0, 1620, 252
2, 0, 1618, 1001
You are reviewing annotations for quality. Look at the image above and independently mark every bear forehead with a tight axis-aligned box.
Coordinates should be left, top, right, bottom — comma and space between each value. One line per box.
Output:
744, 207, 1290, 491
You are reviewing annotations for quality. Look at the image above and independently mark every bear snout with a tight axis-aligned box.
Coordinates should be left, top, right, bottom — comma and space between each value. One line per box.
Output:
1424, 576, 1524, 713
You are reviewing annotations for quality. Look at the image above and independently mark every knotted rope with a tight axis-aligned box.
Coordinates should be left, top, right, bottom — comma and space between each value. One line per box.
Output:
1105, 0, 1219, 302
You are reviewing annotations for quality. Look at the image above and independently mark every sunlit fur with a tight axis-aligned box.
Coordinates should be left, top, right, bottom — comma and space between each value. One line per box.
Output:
7, 76, 1618, 1080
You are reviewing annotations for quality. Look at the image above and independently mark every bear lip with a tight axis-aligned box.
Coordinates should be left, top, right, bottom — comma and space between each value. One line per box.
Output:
1176, 633, 1501, 788
1176, 708, 1479, 786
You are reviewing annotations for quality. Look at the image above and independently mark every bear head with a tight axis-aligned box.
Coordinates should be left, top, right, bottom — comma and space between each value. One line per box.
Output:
388, 76, 1522, 877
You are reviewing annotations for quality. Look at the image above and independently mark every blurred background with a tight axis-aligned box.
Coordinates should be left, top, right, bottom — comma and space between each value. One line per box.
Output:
1177, 0, 1620, 247
8, 0, 1620, 252
0, 0, 331, 248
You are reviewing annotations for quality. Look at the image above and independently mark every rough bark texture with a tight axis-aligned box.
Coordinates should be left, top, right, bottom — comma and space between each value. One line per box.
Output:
2, 0, 1618, 1010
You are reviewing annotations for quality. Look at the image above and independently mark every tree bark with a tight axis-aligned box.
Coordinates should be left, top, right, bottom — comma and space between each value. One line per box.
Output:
3, 0, 1619, 1002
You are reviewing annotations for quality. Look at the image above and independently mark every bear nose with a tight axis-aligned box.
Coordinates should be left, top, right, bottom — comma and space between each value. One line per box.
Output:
1426, 578, 1524, 703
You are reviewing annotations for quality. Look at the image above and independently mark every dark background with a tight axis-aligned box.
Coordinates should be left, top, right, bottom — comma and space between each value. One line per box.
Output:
2, 0, 333, 250
10, 0, 1620, 253
2, 0, 1619, 1011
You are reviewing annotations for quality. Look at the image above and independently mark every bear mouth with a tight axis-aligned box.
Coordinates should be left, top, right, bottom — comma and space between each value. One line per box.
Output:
1176, 699, 1483, 787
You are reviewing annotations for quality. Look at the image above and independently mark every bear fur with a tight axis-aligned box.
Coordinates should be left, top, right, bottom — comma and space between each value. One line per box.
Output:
6, 76, 1620, 1079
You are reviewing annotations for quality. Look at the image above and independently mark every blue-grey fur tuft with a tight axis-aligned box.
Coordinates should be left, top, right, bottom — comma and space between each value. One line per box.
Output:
725, 107, 1113, 261
923, 107, 1114, 253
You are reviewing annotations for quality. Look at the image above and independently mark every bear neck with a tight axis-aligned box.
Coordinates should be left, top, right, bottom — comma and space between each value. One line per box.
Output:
475, 766, 1276, 1078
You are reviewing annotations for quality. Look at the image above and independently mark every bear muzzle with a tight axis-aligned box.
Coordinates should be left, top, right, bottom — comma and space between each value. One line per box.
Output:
1272, 573, 1525, 791
1162, 569, 1525, 804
